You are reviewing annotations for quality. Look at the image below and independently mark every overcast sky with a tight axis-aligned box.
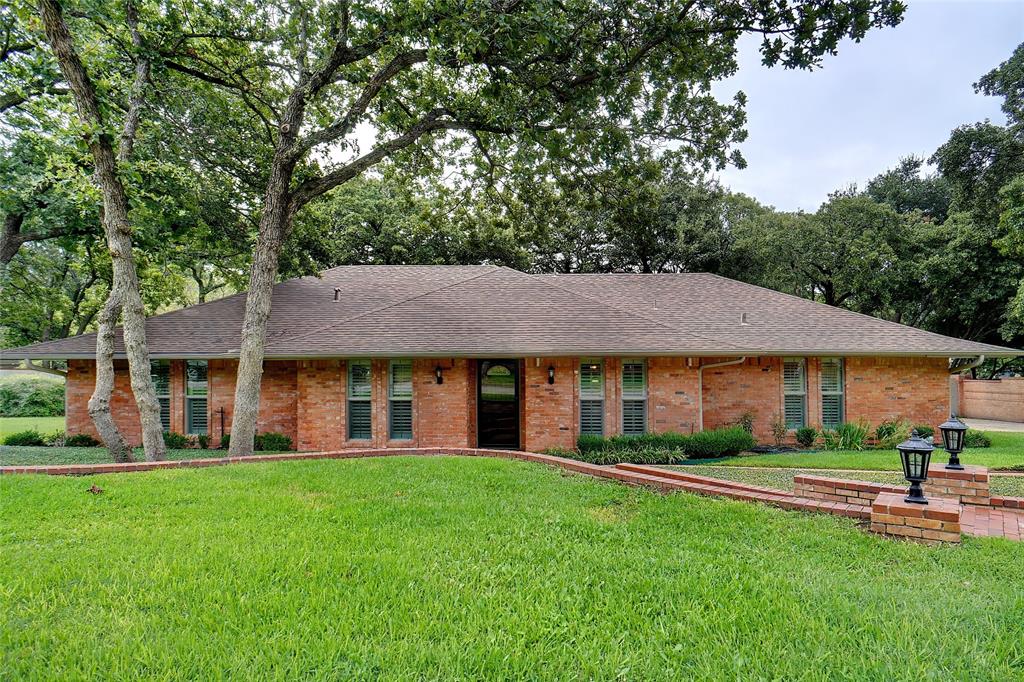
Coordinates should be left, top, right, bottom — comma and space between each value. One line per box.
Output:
711, 0, 1023, 212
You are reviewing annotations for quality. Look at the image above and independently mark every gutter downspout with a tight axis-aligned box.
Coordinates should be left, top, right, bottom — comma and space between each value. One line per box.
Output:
948, 355, 985, 417
698, 357, 746, 432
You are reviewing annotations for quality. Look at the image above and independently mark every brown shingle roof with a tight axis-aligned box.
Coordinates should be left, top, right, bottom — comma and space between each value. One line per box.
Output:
4, 265, 1020, 359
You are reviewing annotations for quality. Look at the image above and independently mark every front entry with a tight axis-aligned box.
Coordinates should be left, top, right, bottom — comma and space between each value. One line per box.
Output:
478, 359, 520, 449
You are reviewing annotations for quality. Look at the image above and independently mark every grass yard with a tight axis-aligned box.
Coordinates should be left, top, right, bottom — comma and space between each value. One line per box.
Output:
674, 465, 1024, 498
0, 446, 234, 467
2, 456, 1023, 679
0, 416, 64, 439
711, 431, 1024, 471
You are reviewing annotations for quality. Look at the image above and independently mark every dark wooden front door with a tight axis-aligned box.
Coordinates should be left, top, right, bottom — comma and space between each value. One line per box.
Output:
478, 359, 520, 449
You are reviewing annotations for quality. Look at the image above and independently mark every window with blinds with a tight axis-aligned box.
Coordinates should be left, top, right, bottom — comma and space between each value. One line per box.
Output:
783, 359, 806, 429
821, 358, 845, 429
621, 359, 647, 436
389, 360, 413, 440
150, 360, 171, 432
348, 360, 372, 440
185, 360, 208, 435
579, 359, 604, 436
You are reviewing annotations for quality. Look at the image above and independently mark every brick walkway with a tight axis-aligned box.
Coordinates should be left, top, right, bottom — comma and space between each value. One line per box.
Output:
960, 505, 1024, 541
4, 447, 1022, 541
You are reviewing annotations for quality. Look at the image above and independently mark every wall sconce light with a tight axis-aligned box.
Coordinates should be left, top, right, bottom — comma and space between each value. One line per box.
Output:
547, 365, 555, 384
435, 365, 444, 385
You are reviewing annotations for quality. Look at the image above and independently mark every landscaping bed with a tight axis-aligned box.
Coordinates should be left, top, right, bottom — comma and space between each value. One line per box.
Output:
672, 465, 1024, 498
3, 455, 1024, 679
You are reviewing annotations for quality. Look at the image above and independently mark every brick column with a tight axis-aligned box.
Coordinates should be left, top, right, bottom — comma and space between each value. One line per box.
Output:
925, 464, 990, 506
871, 492, 961, 544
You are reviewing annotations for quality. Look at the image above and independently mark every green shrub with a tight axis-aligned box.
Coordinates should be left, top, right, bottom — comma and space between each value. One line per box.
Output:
65, 433, 101, 447
254, 432, 293, 451
218, 432, 292, 452
874, 419, 911, 449
163, 431, 190, 449
964, 430, 992, 449
197, 434, 210, 449
735, 412, 756, 435
822, 421, 870, 451
0, 375, 65, 417
572, 427, 754, 464
3, 429, 46, 446
912, 424, 934, 439
795, 427, 817, 448
683, 427, 756, 458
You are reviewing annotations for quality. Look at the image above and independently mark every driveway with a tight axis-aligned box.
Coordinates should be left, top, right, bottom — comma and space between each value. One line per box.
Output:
964, 418, 1024, 433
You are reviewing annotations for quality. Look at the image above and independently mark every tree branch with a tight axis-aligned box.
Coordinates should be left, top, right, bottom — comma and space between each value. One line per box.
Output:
290, 48, 428, 159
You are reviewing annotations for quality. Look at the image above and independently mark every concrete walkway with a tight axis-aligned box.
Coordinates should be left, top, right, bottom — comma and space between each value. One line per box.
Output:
964, 418, 1024, 433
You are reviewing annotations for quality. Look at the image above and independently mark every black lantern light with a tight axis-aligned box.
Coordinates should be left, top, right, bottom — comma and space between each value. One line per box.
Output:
434, 365, 444, 385
547, 365, 555, 384
938, 415, 968, 470
897, 429, 934, 504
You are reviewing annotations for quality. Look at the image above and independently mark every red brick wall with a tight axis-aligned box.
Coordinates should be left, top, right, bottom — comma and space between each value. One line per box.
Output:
522, 357, 576, 451
648, 357, 700, 434
414, 358, 473, 448
296, 359, 345, 452
701, 357, 782, 441
64, 354, 953, 451
845, 356, 949, 430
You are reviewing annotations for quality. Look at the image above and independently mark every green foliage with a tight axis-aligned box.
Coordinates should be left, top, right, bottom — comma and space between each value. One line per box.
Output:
0, 375, 65, 417
964, 430, 992, 449
912, 425, 935, 439
163, 432, 189, 449
219, 432, 292, 452
574, 427, 754, 464
770, 415, 787, 447
821, 422, 870, 451
874, 419, 912, 449
254, 432, 292, 452
735, 411, 756, 435
795, 427, 817, 448
3, 429, 46, 446
64, 433, 100, 447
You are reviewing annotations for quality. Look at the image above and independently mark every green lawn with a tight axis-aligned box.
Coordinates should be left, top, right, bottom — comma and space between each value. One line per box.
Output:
710, 431, 1024, 471
675, 465, 1024, 498
0, 416, 64, 438
2, 456, 1023, 679
0, 446, 231, 467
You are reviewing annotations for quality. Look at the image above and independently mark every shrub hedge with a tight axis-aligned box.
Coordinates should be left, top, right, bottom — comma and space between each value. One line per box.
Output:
0, 375, 64, 417
219, 432, 293, 452
570, 427, 755, 465
3, 430, 47, 446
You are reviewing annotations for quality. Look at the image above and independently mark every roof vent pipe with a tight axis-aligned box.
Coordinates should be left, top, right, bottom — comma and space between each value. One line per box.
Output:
333, 287, 342, 302
740, 312, 749, 325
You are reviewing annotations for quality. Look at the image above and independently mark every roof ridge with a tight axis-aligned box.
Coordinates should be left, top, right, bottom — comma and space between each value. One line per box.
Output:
503, 267, 748, 352
262, 265, 500, 351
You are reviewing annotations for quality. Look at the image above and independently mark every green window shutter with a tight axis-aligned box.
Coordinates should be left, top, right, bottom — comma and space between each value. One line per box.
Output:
621, 360, 647, 435
821, 358, 844, 429
579, 359, 604, 436
622, 400, 647, 436
621, 360, 646, 398
389, 360, 413, 439
783, 359, 806, 429
150, 361, 171, 431
348, 360, 372, 440
185, 360, 208, 435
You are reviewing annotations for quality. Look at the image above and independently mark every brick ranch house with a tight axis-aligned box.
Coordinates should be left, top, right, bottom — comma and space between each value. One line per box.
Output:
8, 266, 1020, 451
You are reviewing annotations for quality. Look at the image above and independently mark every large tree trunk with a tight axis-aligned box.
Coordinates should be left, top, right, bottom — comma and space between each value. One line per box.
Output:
39, 0, 165, 461
88, 288, 134, 462
228, 167, 295, 457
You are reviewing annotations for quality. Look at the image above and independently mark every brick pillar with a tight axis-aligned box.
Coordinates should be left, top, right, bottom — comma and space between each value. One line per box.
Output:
925, 464, 990, 506
871, 492, 961, 544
